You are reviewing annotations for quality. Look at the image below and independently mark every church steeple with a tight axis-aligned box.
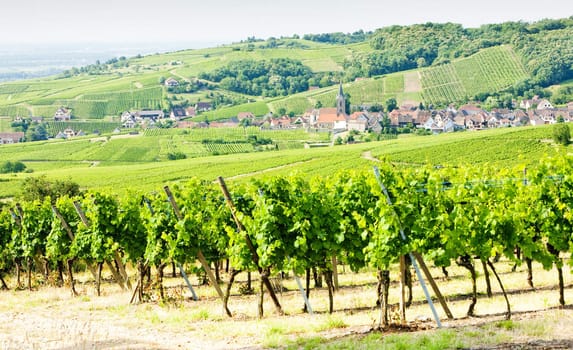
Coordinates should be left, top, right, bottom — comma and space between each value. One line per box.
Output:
336, 81, 345, 116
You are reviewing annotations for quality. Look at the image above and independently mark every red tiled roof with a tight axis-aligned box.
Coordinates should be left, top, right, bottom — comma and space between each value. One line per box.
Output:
317, 108, 346, 123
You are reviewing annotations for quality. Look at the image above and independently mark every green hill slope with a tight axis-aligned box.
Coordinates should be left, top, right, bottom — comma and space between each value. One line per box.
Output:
0, 124, 565, 199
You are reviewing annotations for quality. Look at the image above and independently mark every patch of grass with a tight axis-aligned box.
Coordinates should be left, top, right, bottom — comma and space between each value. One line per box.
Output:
495, 319, 516, 330
518, 318, 554, 337
191, 308, 211, 321
314, 315, 348, 332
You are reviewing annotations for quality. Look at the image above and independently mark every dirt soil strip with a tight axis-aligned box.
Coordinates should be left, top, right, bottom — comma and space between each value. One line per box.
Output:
223, 159, 315, 181
0, 311, 234, 350
404, 71, 422, 93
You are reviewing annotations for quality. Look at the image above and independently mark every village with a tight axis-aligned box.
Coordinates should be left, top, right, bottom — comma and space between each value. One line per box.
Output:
119, 83, 573, 135
2, 82, 573, 145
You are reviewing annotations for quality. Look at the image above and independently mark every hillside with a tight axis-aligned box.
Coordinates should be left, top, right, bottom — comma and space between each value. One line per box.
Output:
0, 124, 564, 199
0, 17, 572, 127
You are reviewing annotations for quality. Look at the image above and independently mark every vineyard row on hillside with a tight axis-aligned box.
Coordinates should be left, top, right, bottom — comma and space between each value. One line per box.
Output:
1, 153, 573, 320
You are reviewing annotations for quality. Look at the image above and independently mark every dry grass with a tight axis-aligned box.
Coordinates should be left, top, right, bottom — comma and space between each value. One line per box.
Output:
0, 259, 572, 349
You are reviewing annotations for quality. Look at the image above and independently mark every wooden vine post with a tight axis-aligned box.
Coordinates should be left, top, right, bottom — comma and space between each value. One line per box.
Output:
399, 255, 407, 324
217, 176, 284, 315
163, 186, 232, 317
51, 205, 99, 290
217, 177, 284, 314
9, 206, 23, 289
373, 167, 453, 326
73, 201, 129, 291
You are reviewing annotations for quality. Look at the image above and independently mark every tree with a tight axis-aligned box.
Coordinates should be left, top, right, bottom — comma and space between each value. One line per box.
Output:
0, 161, 26, 174
26, 124, 48, 141
553, 123, 571, 145
19, 176, 81, 202
368, 104, 383, 112
380, 114, 392, 133
385, 98, 398, 112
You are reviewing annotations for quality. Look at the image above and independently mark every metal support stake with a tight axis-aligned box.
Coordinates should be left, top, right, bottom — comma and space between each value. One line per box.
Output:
373, 166, 442, 328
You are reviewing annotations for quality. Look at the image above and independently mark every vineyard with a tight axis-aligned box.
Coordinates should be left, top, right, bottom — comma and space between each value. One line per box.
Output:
421, 46, 529, 106
44, 121, 121, 136
144, 126, 330, 143
1, 152, 573, 339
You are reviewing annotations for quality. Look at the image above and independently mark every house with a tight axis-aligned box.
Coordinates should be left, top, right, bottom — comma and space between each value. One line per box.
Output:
465, 113, 488, 130
568, 102, 573, 111
63, 127, 76, 138
54, 107, 71, 121
31, 116, 44, 124
291, 116, 307, 128
529, 114, 545, 126
269, 115, 292, 129
366, 112, 383, 133
121, 111, 136, 128
347, 112, 368, 132
170, 107, 186, 121
237, 112, 256, 121
536, 99, 554, 110
135, 110, 164, 121
195, 102, 212, 112
458, 104, 485, 116
519, 96, 540, 110
0, 132, 25, 144
423, 114, 455, 133
164, 77, 179, 87
185, 106, 196, 117
388, 109, 415, 128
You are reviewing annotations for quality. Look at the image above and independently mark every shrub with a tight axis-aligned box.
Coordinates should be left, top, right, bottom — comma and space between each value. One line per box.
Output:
167, 152, 187, 160
0, 161, 26, 174
553, 123, 571, 145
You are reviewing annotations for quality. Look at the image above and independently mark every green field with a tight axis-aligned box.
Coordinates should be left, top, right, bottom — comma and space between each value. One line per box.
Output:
0, 124, 563, 199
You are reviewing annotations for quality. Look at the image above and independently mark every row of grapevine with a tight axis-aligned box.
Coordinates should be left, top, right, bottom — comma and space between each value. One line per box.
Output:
420, 64, 467, 105
204, 142, 255, 155
0, 84, 29, 95
0, 105, 31, 117
1, 153, 572, 321
142, 126, 330, 143
44, 121, 121, 136
454, 46, 529, 96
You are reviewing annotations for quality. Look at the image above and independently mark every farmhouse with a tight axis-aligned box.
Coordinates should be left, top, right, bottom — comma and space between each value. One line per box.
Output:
195, 102, 212, 112
135, 110, 164, 121
237, 112, 256, 121
170, 107, 186, 121
164, 78, 179, 87
0, 132, 25, 144
54, 107, 71, 121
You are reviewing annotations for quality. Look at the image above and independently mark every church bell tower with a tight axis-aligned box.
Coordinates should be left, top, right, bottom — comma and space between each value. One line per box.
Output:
336, 81, 345, 116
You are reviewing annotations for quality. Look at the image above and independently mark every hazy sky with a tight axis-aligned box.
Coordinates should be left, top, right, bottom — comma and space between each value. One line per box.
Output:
2, 0, 572, 47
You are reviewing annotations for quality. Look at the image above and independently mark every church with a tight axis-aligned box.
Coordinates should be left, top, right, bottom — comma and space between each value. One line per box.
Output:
307, 82, 348, 130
